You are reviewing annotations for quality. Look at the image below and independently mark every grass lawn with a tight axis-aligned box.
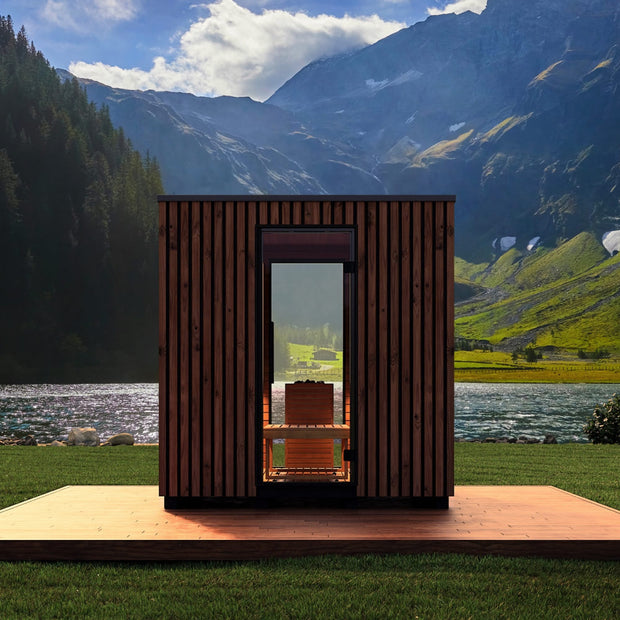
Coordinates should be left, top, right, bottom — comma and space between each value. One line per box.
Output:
454, 350, 620, 383
0, 444, 618, 619
277, 343, 343, 382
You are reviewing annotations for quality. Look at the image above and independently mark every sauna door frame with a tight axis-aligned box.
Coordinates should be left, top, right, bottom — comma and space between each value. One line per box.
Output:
256, 226, 357, 499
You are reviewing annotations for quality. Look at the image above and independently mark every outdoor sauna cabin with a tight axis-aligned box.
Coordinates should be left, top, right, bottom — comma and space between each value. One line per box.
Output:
159, 196, 455, 508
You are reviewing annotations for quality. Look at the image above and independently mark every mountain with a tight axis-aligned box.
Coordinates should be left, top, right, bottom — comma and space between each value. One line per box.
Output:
268, 0, 620, 260
70, 74, 385, 196
69, 0, 620, 264
455, 232, 620, 353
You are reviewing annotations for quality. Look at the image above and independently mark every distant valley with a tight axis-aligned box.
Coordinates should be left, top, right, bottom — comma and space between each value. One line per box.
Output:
455, 232, 619, 353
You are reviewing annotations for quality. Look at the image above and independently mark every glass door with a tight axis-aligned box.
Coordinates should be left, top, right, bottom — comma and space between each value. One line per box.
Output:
260, 230, 355, 484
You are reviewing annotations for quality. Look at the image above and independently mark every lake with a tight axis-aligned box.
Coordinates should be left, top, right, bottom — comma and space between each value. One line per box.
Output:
0, 383, 618, 444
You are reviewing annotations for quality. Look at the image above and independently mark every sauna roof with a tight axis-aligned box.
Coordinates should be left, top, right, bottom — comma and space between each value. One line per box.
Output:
158, 194, 456, 202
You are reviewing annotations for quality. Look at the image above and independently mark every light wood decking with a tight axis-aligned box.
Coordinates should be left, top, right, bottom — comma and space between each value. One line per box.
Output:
0, 485, 618, 561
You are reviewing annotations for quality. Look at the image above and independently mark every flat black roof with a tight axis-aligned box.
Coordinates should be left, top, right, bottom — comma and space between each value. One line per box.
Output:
158, 194, 456, 202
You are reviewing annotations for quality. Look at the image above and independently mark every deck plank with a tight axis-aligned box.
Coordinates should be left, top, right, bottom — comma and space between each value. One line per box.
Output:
0, 486, 618, 561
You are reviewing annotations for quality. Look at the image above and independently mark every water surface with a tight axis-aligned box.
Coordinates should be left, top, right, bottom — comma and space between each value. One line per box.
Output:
0, 382, 617, 444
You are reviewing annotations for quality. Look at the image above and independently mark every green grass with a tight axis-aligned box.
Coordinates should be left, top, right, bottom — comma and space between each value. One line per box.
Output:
0, 446, 158, 510
455, 365, 620, 383
0, 554, 617, 619
288, 343, 343, 370
278, 342, 343, 381
513, 231, 607, 290
2, 444, 618, 512
455, 350, 521, 368
455, 256, 487, 281
454, 350, 620, 383
0, 445, 618, 619
455, 234, 620, 353
455, 443, 620, 510
270, 441, 342, 468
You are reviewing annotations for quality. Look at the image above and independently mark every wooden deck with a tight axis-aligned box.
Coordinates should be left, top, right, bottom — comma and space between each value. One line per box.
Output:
0, 486, 618, 561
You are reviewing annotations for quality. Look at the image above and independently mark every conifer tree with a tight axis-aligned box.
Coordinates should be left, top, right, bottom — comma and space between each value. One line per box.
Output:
0, 16, 165, 381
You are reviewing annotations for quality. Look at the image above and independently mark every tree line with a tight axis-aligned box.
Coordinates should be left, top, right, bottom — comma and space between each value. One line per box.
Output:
0, 16, 164, 381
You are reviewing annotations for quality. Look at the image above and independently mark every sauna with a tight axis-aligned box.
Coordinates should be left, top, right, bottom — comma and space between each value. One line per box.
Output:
159, 196, 455, 507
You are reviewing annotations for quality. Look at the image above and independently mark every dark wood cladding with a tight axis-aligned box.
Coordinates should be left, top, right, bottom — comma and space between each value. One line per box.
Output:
159, 196, 455, 499
159, 199, 255, 499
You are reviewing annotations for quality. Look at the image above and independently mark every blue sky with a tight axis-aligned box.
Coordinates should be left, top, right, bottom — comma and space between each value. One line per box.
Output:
3, 0, 487, 100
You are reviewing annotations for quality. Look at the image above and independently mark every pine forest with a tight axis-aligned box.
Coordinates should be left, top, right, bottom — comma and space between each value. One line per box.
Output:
0, 16, 164, 381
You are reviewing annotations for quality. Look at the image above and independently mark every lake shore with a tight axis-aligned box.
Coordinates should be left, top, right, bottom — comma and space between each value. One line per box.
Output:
455, 367, 620, 383
454, 351, 620, 383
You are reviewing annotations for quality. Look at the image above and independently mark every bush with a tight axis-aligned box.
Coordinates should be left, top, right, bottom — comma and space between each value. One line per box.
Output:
583, 394, 620, 444
578, 348, 610, 360
524, 346, 538, 363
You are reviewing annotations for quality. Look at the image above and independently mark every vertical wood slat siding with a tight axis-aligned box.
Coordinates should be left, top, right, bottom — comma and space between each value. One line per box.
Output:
236, 202, 247, 497
158, 203, 168, 496
191, 202, 202, 496
366, 202, 377, 497
225, 203, 236, 497
179, 203, 190, 496
400, 203, 411, 497
412, 203, 423, 497
159, 198, 454, 499
246, 203, 257, 497
378, 202, 389, 497
389, 201, 401, 496
201, 204, 212, 497
434, 205, 445, 497
167, 205, 179, 497
445, 203, 455, 495
355, 202, 367, 497
212, 202, 223, 496
423, 202, 435, 497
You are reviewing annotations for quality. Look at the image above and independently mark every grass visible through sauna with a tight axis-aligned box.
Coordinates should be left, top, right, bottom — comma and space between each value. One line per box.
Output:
0, 444, 618, 618
270, 440, 342, 468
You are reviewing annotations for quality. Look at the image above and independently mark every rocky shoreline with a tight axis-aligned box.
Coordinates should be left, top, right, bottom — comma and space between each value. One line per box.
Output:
0, 428, 135, 447
2, 432, 562, 446
456, 435, 558, 444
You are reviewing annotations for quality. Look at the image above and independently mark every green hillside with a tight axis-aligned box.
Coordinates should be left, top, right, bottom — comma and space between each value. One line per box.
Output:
455, 233, 620, 354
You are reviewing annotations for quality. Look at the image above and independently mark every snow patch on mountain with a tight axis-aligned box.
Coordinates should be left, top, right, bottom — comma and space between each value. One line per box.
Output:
492, 236, 517, 252
389, 69, 423, 86
366, 78, 389, 90
527, 236, 541, 251
450, 122, 466, 132
602, 230, 620, 255
366, 70, 422, 93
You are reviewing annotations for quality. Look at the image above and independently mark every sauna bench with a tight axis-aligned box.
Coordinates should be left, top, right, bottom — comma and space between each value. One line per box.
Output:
263, 424, 350, 439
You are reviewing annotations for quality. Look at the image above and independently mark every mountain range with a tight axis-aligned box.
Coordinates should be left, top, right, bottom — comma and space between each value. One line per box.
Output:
66, 0, 620, 263
54, 0, 620, 354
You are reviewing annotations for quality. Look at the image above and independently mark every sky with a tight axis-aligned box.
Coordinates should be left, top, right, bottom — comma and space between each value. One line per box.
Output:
3, 0, 488, 101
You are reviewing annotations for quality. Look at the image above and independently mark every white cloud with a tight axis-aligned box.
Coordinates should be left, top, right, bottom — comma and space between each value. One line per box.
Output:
427, 0, 487, 16
69, 0, 405, 101
42, 0, 140, 31
90, 0, 139, 21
